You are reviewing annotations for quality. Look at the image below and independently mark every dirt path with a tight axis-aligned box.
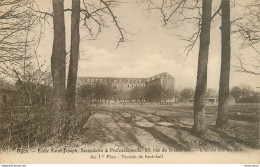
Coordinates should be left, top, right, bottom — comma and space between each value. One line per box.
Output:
74, 105, 259, 151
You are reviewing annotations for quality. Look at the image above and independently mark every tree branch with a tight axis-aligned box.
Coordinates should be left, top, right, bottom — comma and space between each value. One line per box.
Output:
211, 4, 221, 21
100, 0, 125, 48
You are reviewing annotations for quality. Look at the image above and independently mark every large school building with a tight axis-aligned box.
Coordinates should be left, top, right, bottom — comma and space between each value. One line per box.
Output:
77, 72, 175, 102
77, 72, 174, 91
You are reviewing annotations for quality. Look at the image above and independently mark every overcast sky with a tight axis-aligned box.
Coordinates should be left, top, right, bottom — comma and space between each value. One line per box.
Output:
36, 0, 259, 90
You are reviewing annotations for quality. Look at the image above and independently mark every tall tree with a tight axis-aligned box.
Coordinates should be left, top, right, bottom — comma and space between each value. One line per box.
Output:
205, 88, 218, 98
67, 0, 80, 111
179, 88, 194, 104
51, 0, 66, 111
63, 0, 125, 110
0, 0, 37, 79
230, 86, 243, 102
216, 0, 231, 129
193, 0, 212, 136
232, 1, 259, 75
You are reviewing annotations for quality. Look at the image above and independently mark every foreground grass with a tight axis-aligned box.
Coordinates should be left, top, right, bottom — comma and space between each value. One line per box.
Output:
0, 104, 259, 151
74, 105, 259, 151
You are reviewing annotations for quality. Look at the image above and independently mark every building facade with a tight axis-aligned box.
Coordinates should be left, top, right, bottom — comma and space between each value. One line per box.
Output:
77, 72, 175, 103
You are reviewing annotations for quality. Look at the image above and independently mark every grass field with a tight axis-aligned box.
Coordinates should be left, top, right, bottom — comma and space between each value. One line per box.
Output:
74, 105, 259, 151
1, 104, 259, 151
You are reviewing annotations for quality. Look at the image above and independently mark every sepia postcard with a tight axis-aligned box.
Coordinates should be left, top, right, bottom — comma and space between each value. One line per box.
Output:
0, 0, 259, 164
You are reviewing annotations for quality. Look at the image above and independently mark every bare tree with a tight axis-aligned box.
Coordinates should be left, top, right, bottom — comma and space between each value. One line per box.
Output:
173, 89, 180, 102
216, 0, 231, 129
143, 0, 203, 57
232, 54, 260, 75
240, 84, 254, 98
144, 84, 162, 102
161, 79, 174, 103
27, 0, 125, 112
77, 84, 94, 100
78, 0, 125, 46
93, 84, 112, 102
129, 87, 145, 102
193, 0, 212, 136
232, 0, 260, 75
0, 0, 52, 111
179, 88, 194, 103
65, 0, 126, 110
67, 0, 80, 112
51, 0, 66, 112
205, 88, 218, 98
230, 86, 243, 103
0, 0, 38, 79
144, 0, 214, 135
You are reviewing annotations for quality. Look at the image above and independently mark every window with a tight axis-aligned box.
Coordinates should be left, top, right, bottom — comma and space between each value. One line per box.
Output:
132, 85, 133, 87
128, 85, 130, 87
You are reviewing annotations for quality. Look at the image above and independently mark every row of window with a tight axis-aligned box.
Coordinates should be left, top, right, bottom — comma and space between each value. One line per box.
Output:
85, 84, 94, 88
127, 85, 145, 88
82, 73, 171, 84
82, 84, 145, 88
84, 78, 143, 83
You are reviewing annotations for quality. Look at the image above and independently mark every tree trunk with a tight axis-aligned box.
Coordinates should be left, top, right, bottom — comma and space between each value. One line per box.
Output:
216, 0, 231, 129
67, 0, 80, 111
193, 0, 212, 136
61, 0, 80, 139
51, 0, 66, 112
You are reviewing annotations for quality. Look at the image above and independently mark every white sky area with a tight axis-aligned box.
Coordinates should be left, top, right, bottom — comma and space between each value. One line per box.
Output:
34, 0, 259, 90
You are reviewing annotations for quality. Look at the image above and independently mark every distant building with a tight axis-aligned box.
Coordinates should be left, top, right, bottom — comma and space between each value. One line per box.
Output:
145, 73, 174, 92
77, 72, 175, 102
78, 76, 146, 92
205, 98, 217, 104
189, 96, 236, 105
189, 98, 217, 104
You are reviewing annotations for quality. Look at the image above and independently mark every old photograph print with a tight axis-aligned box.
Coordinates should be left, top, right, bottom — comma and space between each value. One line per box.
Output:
0, 0, 259, 164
